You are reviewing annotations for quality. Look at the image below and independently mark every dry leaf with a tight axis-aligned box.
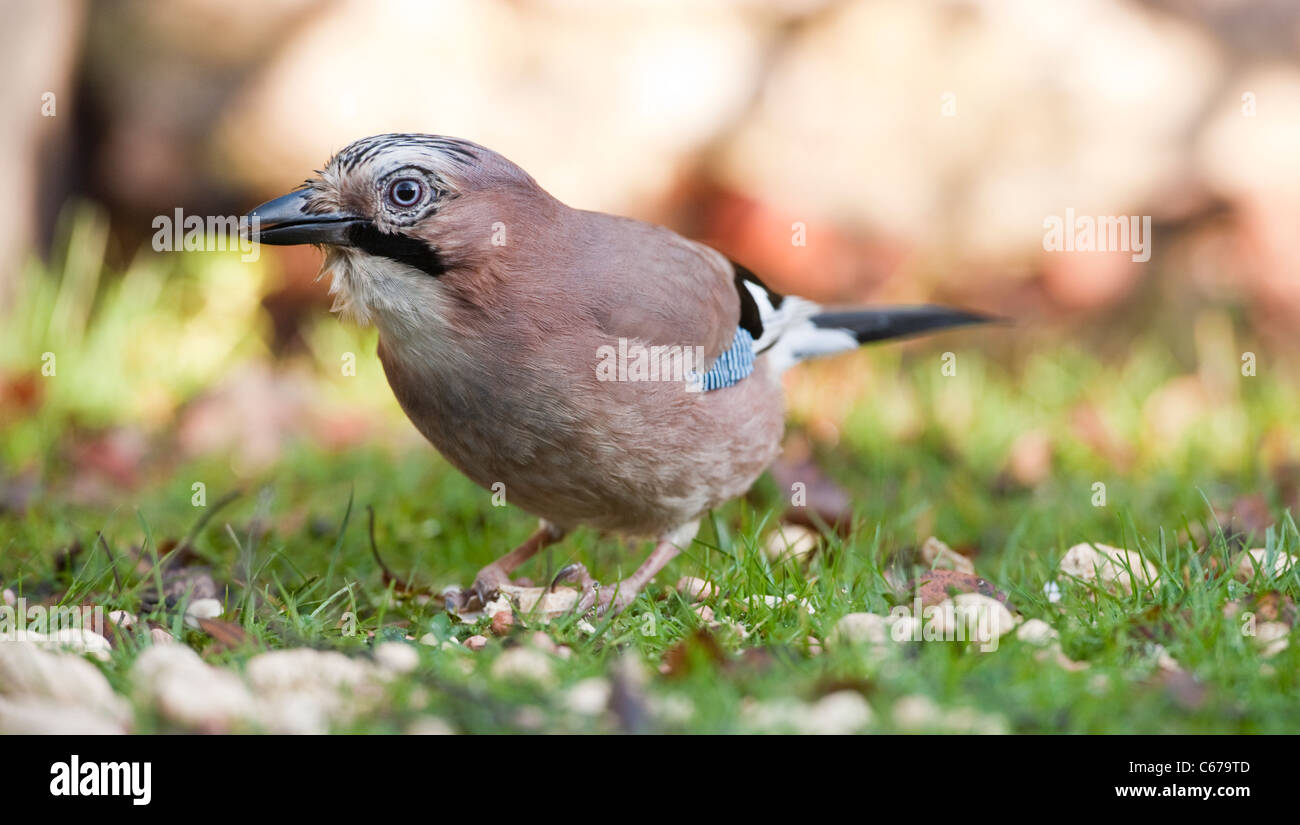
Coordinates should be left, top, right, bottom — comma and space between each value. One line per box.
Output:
195, 617, 252, 652
498, 584, 579, 621
661, 629, 727, 679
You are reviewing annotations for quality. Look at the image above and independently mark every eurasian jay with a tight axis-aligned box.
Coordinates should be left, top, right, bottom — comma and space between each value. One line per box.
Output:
246, 134, 987, 615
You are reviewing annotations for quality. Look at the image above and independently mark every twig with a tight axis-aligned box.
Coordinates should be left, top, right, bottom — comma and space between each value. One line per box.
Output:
367, 505, 399, 587
96, 531, 122, 594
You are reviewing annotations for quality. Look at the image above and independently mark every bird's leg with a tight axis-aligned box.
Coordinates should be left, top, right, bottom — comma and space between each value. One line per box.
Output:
557, 527, 694, 617
460, 521, 565, 610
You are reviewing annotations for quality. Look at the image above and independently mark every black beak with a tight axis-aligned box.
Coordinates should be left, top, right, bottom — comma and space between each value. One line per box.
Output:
244, 189, 364, 246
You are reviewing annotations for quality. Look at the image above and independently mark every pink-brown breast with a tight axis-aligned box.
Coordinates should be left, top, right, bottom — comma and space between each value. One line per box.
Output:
377, 331, 785, 537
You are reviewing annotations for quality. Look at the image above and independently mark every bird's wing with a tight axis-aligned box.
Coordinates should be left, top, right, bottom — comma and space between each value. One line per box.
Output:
572, 213, 741, 362
560, 210, 990, 376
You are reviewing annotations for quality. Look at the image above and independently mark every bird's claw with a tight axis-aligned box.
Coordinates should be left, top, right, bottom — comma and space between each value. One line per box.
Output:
552, 562, 602, 613
552, 563, 637, 617
475, 563, 513, 602
551, 562, 596, 592
445, 563, 512, 613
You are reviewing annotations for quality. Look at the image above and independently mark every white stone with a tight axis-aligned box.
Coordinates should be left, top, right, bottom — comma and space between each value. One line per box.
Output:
1060, 543, 1159, 594
563, 677, 612, 716
763, 524, 820, 562
183, 597, 223, 628
491, 647, 554, 685
829, 612, 889, 646
1234, 548, 1297, 583
1015, 618, 1059, 645
920, 536, 974, 574
374, 641, 419, 674
132, 644, 255, 732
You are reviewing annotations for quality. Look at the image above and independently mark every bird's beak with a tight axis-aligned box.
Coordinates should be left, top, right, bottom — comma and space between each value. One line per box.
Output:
244, 189, 364, 246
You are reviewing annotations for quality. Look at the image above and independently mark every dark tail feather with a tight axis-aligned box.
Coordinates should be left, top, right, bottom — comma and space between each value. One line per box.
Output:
811, 305, 998, 345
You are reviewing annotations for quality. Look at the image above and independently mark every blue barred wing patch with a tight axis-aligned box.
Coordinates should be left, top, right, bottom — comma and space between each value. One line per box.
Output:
692, 327, 755, 392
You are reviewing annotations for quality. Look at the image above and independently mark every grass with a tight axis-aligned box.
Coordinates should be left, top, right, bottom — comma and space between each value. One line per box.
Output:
2, 209, 1299, 733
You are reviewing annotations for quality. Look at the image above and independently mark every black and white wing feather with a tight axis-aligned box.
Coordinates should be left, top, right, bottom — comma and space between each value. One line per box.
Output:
731, 261, 993, 374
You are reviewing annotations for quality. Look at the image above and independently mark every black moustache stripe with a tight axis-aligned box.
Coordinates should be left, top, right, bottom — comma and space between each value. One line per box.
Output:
345, 222, 448, 278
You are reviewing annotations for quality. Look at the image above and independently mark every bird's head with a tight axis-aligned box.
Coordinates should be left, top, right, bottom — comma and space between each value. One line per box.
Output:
246, 133, 545, 326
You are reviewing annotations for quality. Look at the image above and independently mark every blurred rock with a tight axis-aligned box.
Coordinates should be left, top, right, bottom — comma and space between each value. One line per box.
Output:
183, 597, 223, 628
675, 576, 717, 601
132, 643, 255, 733
919, 536, 975, 575
373, 641, 419, 675
0, 628, 113, 662
563, 677, 612, 717
949, 593, 1017, 642
406, 715, 455, 735
744, 690, 872, 734
762, 523, 820, 563
1254, 621, 1289, 657
0, 639, 130, 729
1234, 548, 1297, 582
0, 698, 125, 735
490, 646, 554, 686
1015, 618, 1059, 646
829, 612, 889, 646
217, 0, 763, 219
719, 0, 1220, 288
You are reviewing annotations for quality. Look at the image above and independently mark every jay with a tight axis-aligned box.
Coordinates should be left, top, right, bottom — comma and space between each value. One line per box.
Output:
246, 134, 987, 615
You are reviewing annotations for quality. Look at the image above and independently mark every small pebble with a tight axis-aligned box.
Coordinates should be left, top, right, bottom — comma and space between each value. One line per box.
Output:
951, 593, 1017, 640
491, 647, 554, 685
1254, 622, 1290, 657
1015, 618, 1058, 646
490, 610, 514, 636
1234, 549, 1297, 583
676, 577, 716, 601
183, 598, 223, 628
1059, 543, 1158, 594
407, 716, 455, 735
762, 524, 820, 563
529, 631, 557, 653
563, 677, 611, 716
829, 612, 888, 646
374, 641, 419, 674
920, 536, 975, 574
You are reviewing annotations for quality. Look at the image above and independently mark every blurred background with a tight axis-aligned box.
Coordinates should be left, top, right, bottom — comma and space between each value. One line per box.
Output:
2, 0, 1299, 516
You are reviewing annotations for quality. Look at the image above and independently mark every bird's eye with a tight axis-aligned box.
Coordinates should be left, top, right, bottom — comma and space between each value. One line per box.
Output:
386, 178, 423, 208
